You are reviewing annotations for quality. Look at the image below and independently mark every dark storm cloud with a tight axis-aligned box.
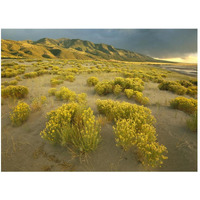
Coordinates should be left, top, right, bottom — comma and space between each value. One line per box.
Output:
1, 29, 197, 58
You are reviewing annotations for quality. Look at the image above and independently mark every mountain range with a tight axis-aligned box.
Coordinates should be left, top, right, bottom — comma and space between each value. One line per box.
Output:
1, 38, 166, 62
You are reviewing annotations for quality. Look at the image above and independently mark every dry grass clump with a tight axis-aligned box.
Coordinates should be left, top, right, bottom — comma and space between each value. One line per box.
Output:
187, 112, 197, 132
31, 96, 47, 112
1, 85, 29, 99
170, 96, 197, 114
10, 101, 30, 126
40, 103, 101, 153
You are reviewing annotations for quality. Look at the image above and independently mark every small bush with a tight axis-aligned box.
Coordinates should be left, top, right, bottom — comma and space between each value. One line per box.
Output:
1, 85, 29, 99
50, 78, 64, 87
10, 101, 30, 126
87, 77, 99, 86
1, 80, 18, 86
66, 75, 75, 82
124, 89, 135, 99
113, 84, 122, 95
55, 87, 76, 101
170, 97, 197, 114
187, 86, 197, 97
134, 91, 149, 105
15, 76, 22, 81
23, 72, 38, 79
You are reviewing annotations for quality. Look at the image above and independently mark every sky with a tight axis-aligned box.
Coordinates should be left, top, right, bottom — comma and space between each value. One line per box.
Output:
1, 29, 197, 63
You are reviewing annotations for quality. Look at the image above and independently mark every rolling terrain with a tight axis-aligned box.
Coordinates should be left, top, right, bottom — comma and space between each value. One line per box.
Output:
2, 38, 162, 62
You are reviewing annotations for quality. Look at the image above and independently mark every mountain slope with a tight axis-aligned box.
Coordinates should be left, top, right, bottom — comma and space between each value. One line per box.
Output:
1, 38, 158, 62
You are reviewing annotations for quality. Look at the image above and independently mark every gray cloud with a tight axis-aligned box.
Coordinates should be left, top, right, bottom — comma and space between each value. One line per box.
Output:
1, 29, 197, 58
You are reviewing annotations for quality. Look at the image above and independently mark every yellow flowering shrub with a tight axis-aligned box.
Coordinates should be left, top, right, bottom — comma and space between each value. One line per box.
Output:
87, 77, 99, 86
134, 91, 149, 105
55, 87, 77, 101
23, 72, 38, 79
1, 85, 29, 99
15, 76, 22, 81
158, 81, 187, 95
50, 78, 64, 87
187, 86, 197, 97
124, 89, 135, 99
10, 101, 30, 126
1, 80, 18, 86
96, 99, 155, 127
96, 99, 167, 168
48, 88, 57, 96
94, 81, 113, 95
113, 119, 168, 168
66, 75, 75, 82
113, 84, 122, 95
170, 96, 197, 114
40, 103, 101, 153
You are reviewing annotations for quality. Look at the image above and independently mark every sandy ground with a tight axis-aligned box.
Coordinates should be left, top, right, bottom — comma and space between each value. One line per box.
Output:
1, 61, 197, 171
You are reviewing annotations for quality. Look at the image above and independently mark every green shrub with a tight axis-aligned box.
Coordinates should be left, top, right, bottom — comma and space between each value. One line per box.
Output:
40, 103, 101, 153
1, 85, 29, 99
10, 101, 30, 126
87, 77, 99, 86
170, 96, 197, 114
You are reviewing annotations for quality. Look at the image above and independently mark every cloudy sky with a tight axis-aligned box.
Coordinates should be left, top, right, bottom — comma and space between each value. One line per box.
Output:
1, 29, 197, 63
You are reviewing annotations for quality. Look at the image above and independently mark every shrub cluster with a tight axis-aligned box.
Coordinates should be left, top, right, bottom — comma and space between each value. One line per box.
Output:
23, 72, 38, 79
1, 85, 29, 99
170, 96, 197, 114
51, 87, 87, 104
50, 78, 64, 87
94, 77, 144, 96
1, 80, 18, 86
40, 103, 101, 153
158, 80, 197, 96
96, 99, 168, 168
124, 89, 149, 105
87, 77, 99, 86
10, 101, 30, 126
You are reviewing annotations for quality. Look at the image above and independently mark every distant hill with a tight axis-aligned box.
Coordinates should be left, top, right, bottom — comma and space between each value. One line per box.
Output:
1, 38, 165, 62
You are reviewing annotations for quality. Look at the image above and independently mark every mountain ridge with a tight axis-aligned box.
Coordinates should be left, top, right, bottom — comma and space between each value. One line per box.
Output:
1, 38, 166, 62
